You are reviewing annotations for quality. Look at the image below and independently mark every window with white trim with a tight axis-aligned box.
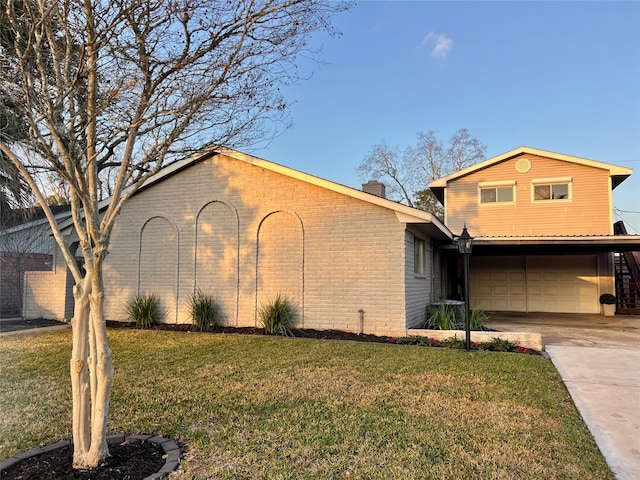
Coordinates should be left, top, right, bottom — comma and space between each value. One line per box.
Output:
414, 237, 426, 275
478, 181, 515, 204
531, 177, 572, 201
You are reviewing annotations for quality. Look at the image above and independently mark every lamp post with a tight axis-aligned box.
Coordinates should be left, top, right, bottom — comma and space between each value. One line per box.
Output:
457, 225, 473, 350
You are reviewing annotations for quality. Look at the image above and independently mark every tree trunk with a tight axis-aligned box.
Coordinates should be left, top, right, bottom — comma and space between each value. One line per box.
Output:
69, 262, 114, 469
70, 279, 91, 468
86, 262, 114, 467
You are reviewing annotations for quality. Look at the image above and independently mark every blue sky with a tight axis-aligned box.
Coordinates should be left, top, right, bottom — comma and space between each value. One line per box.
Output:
254, 1, 640, 233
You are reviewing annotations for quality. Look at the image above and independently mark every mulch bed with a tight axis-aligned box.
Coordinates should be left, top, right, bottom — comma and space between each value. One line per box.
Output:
0, 440, 164, 480
106, 320, 393, 343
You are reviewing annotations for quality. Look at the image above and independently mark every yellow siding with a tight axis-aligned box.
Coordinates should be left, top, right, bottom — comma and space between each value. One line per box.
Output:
446, 154, 612, 236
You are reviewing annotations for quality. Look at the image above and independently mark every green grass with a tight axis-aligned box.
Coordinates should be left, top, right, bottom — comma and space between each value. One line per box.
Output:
0, 329, 613, 479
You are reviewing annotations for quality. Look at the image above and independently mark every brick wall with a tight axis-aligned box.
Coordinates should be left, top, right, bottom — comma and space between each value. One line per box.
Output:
101, 153, 421, 335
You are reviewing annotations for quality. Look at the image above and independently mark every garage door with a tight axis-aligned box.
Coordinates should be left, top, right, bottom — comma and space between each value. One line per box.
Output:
470, 255, 599, 314
470, 256, 527, 311
526, 256, 599, 313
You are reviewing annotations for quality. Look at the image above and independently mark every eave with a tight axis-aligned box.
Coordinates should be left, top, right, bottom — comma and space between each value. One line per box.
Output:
442, 235, 640, 255
57, 146, 453, 241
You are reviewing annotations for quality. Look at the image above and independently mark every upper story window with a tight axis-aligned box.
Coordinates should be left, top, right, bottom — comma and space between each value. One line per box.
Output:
478, 180, 515, 204
531, 177, 572, 202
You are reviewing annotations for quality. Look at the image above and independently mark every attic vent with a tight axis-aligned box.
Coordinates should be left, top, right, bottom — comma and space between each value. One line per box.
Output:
516, 158, 531, 173
362, 180, 386, 198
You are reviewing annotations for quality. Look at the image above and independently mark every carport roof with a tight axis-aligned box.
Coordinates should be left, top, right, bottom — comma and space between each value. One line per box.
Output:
444, 234, 640, 254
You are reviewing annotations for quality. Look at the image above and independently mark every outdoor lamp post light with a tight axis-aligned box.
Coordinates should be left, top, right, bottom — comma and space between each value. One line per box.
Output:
457, 225, 473, 350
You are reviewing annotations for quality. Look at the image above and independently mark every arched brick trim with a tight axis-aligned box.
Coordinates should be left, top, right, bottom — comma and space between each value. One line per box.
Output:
138, 216, 180, 323
194, 201, 240, 326
255, 210, 305, 327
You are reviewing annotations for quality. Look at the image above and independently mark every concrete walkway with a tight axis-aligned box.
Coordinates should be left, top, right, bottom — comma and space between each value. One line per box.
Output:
546, 346, 640, 480
486, 313, 640, 480
0, 318, 70, 336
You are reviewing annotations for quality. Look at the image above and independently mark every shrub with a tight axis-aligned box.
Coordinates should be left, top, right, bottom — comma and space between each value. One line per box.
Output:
388, 336, 439, 347
599, 293, 616, 305
125, 293, 164, 328
386, 335, 536, 354
479, 337, 517, 352
188, 289, 223, 331
470, 308, 487, 330
439, 336, 467, 349
259, 294, 297, 336
424, 303, 457, 330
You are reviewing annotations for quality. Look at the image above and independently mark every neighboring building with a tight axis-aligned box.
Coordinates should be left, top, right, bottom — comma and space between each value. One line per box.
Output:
0, 207, 71, 316
23, 147, 451, 335
429, 146, 640, 314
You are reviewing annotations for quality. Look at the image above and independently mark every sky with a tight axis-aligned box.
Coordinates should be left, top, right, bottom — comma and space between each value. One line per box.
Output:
250, 0, 640, 234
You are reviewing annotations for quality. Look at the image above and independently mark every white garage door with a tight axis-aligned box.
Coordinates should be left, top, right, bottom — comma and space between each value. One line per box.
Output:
470, 256, 527, 312
526, 256, 599, 313
470, 255, 599, 314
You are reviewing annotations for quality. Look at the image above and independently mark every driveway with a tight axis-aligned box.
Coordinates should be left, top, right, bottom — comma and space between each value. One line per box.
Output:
486, 312, 640, 480
485, 311, 640, 348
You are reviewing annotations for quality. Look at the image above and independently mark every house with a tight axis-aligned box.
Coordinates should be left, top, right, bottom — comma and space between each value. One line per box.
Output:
22, 147, 452, 335
0, 206, 72, 316
429, 146, 640, 315
21, 146, 640, 330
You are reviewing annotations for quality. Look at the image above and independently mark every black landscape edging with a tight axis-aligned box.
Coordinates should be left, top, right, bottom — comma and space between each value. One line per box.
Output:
0, 434, 182, 480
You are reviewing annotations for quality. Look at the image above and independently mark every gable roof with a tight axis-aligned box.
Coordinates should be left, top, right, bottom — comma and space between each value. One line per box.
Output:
59, 146, 453, 241
429, 146, 633, 205
1, 208, 72, 236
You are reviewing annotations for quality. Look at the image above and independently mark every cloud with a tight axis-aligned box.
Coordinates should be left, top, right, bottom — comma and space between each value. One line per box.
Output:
420, 32, 453, 59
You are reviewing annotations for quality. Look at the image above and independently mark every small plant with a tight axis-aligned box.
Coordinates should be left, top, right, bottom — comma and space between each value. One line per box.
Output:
259, 294, 297, 336
188, 289, 223, 331
599, 293, 616, 305
125, 293, 164, 328
388, 336, 440, 347
439, 336, 469, 349
515, 345, 534, 355
479, 337, 517, 352
470, 308, 488, 330
424, 303, 457, 330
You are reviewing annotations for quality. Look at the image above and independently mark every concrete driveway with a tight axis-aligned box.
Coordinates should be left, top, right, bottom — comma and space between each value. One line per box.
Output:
486, 312, 640, 480
485, 311, 640, 348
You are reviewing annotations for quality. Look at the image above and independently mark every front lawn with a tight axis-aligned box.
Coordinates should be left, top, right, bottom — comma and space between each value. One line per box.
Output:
0, 329, 613, 479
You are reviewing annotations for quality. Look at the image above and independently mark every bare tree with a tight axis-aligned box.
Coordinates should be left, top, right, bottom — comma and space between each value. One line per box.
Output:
357, 128, 486, 217
0, 0, 347, 468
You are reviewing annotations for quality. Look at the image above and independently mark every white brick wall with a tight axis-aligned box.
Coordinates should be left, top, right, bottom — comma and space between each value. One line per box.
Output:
95, 153, 436, 335
139, 216, 179, 323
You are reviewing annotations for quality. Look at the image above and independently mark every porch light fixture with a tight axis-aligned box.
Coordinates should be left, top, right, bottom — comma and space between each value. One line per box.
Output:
457, 225, 473, 350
